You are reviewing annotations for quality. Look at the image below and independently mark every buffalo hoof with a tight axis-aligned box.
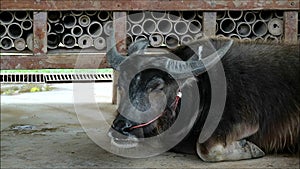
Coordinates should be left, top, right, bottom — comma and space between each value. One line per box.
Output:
196, 139, 265, 162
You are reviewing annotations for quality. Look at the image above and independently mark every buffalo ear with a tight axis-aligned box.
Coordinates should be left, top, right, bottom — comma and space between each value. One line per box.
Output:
127, 39, 149, 55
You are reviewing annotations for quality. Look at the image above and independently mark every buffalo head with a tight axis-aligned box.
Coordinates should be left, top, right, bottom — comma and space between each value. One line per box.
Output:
106, 33, 233, 149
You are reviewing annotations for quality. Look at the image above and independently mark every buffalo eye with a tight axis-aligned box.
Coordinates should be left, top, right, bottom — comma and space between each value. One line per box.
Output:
147, 78, 165, 92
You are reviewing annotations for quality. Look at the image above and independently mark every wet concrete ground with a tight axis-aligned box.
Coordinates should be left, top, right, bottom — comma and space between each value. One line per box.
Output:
1, 83, 299, 168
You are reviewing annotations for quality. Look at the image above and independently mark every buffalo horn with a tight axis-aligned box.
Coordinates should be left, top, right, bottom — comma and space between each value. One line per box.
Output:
106, 32, 126, 70
165, 39, 233, 77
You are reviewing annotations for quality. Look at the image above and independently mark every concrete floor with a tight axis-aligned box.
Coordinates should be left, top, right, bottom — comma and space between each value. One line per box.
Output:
1, 83, 299, 168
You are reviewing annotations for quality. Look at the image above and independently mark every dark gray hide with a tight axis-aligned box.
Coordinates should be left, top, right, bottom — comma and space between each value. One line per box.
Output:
106, 35, 300, 162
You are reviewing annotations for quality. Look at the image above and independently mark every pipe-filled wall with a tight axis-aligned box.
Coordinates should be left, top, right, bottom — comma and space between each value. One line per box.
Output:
216, 10, 286, 42
0, 11, 33, 51
1, 10, 299, 52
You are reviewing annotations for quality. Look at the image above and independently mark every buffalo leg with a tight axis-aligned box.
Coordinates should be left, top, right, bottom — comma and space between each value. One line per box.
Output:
197, 139, 265, 162
196, 123, 265, 162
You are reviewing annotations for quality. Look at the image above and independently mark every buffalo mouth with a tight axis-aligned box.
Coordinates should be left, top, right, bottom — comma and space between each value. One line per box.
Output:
108, 130, 139, 149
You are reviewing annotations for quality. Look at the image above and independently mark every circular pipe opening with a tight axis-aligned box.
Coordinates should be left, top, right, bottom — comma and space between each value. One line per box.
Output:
94, 37, 106, 50
87, 21, 103, 37
135, 34, 148, 42
14, 38, 26, 51
71, 26, 83, 37
0, 24, 7, 38
142, 19, 156, 35
182, 11, 196, 21
131, 24, 143, 35
174, 21, 188, 35
217, 11, 226, 20
228, 11, 243, 20
48, 11, 62, 23
0, 36, 13, 50
165, 33, 179, 49
181, 35, 193, 45
128, 12, 145, 23
97, 11, 111, 21
151, 12, 166, 20
53, 23, 64, 34
244, 12, 256, 24
259, 11, 273, 21
47, 33, 60, 49
103, 21, 113, 35
8, 23, 23, 39
71, 11, 83, 16
157, 19, 173, 35
78, 15, 91, 27
78, 35, 93, 48
0, 11, 14, 25
268, 18, 283, 36
14, 11, 29, 21
63, 15, 77, 29
167, 11, 181, 22
237, 22, 251, 37
252, 20, 268, 37
21, 20, 33, 30
188, 20, 202, 34
62, 34, 76, 48
85, 11, 97, 16
220, 18, 236, 33
149, 32, 164, 47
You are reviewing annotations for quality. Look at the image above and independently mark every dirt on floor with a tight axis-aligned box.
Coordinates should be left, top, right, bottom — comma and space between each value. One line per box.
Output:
1, 83, 299, 168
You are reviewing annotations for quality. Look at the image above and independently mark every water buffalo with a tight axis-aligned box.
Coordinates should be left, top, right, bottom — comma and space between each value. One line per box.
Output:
106, 34, 299, 162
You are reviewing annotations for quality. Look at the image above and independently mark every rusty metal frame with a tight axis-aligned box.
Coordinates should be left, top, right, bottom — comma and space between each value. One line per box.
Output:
1, 0, 299, 11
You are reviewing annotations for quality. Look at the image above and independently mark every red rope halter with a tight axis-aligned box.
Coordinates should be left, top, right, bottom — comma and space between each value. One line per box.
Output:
130, 90, 182, 130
